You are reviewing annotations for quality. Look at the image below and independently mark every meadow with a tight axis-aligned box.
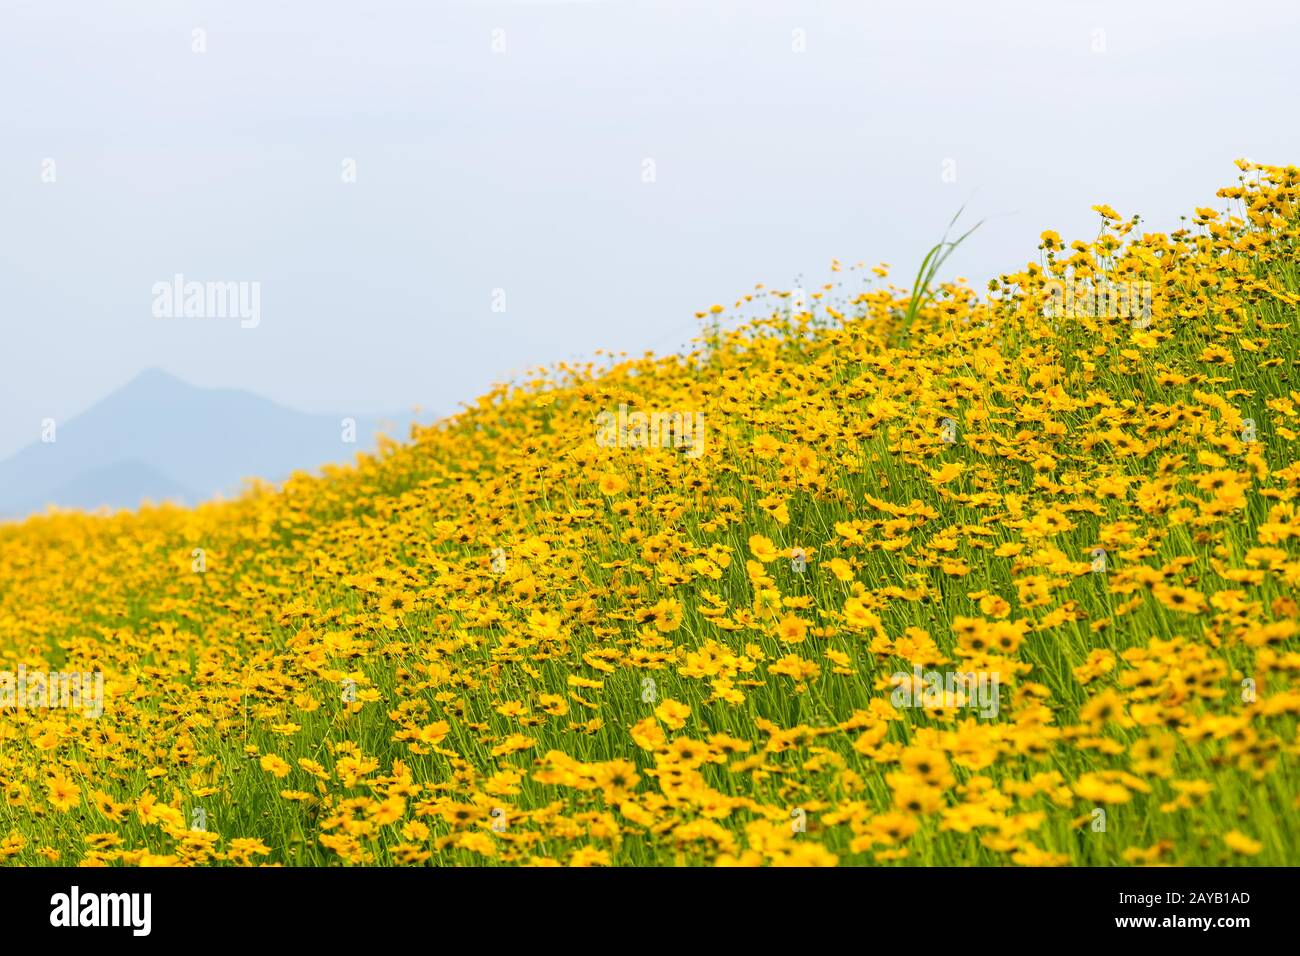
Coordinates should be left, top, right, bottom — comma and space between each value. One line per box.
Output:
0, 160, 1297, 866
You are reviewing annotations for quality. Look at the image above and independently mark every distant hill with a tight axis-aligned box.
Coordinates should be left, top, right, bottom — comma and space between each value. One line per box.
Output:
0, 369, 422, 519
30, 459, 198, 514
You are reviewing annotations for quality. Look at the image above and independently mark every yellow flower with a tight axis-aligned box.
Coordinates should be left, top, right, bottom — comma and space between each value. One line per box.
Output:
654, 699, 691, 731
748, 534, 781, 563
928, 462, 965, 485
1079, 690, 1125, 727
825, 557, 854, 581
259, 754, 292, 778
978, 594, 1011, 618
597, 473, 628, 496
640, 597, 682, 632
775, 614, 809, 643
371, 796, 406, 826
47, 775, 81, 813
752, 434, 782, 459
1223, 831, 1263, 855
629, 716, 666, 751
402, 820, 430, 841
1199, 345, 1234, 366
569, 846, 612, 866
841, 597, 879, 631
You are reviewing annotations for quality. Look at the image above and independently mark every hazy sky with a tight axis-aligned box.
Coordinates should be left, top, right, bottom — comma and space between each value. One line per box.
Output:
3, 0, 1298, 460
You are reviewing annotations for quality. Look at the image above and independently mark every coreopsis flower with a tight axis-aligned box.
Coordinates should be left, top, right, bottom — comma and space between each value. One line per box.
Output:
1224, 831, 1263, 856
597, 473, 628, 496
260, 754, 292, 778
654, 699, 691, 731
46, 776, 81, 813
747, 534, 781, 563
775, 615, 810, 643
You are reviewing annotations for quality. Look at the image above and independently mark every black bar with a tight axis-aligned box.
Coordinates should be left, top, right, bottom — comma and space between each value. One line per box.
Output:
0, 866, 1286, 943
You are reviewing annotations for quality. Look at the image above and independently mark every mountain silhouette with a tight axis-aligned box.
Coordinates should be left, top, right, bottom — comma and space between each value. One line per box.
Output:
0, 369, 421, 519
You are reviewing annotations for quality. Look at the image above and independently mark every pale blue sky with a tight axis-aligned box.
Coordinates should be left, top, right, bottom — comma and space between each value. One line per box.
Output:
3, 0, 1298, 459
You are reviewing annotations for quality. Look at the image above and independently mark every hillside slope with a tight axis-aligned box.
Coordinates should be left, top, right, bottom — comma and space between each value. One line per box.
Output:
0, 161, 1297, 867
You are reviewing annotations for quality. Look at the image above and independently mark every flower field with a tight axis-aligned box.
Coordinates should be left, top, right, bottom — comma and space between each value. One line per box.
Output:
1, 161, 1298, 867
